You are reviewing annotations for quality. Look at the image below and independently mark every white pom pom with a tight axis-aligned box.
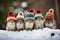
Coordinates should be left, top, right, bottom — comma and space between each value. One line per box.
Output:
21, 2, 28, 8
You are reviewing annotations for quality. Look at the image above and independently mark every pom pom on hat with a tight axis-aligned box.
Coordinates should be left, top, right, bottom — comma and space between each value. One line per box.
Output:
8, 12, 14, 17
7, 11, 16, 21
28, 8, 34, 13
36, 8, 41, 13
48, 8, 54, 13
16, 11, 24, 21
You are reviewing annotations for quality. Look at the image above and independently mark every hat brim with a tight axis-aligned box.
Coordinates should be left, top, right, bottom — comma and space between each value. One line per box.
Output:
24, 17, 34, 21
7, 17, 16, 21
34, 14, 44, 20
16, 18, 24, 21
35, 16, 43, 20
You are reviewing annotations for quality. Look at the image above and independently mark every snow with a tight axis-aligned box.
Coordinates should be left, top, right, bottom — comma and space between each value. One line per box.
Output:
0, 28, 60, 40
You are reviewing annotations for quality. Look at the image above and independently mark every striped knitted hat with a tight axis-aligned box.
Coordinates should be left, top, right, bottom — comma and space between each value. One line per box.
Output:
24, 8, 35, 21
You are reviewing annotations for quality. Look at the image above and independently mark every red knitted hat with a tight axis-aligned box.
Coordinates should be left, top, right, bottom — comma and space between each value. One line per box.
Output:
7, 11, 16, 21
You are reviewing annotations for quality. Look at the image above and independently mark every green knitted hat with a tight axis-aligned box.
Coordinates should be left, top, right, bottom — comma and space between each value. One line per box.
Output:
34, 14, 44, 20
35, 8, 44, 20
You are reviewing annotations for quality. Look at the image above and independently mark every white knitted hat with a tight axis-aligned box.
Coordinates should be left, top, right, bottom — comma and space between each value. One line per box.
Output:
16, 11, 24, 20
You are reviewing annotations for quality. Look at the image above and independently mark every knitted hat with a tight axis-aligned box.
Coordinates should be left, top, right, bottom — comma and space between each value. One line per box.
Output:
45, 9, 54, 21
16, 11, 24, 21
7, 11, 16, 21
34, 8, 44, 20
24, 8, 34, 21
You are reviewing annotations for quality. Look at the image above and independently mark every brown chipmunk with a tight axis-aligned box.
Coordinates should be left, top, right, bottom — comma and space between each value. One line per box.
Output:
44, 9, 57, 29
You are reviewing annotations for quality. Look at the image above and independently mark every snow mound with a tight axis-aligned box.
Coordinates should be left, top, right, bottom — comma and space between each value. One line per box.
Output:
0, 28, 60, 40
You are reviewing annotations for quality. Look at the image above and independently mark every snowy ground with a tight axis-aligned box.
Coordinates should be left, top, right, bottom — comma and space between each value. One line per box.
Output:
0, 28, 60, 40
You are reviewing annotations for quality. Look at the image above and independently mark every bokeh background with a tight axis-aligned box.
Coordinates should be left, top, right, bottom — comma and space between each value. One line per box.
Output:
0, 0, 60, 30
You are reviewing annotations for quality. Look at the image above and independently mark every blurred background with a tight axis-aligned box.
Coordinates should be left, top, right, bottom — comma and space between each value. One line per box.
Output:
0, 0, 60, 30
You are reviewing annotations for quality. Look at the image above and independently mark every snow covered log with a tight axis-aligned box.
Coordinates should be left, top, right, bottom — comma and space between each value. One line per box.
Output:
0, 28, 60, 40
